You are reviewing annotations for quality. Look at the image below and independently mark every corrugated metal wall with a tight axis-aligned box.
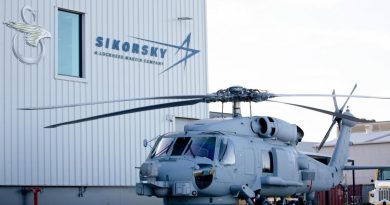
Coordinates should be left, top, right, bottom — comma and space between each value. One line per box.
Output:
0, 0, 208, 186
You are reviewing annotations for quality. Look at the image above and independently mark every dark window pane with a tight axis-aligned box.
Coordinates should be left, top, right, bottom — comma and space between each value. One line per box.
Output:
171, 137, 191, 156
262, 151, 273, 173
58, 10, 82, 77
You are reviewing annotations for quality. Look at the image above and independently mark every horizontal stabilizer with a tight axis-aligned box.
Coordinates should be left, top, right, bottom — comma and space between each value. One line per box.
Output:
343, 165, 390, 170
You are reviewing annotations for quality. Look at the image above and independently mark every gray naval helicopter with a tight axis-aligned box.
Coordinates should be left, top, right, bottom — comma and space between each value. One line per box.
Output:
23, 85, 390, 205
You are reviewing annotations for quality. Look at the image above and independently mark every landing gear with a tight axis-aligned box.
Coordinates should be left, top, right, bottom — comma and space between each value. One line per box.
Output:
254, 197, 270, 205
286, 201, 299, 205
276, 197, 286, 205
231, 185, 256, 205
252, 190, 269, 205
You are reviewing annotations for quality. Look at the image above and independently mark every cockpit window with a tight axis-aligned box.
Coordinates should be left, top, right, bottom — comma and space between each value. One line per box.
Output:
149, 136, 216, 160
184, 137, 216, 160
150, 137, 174, 158
171, 137, 191, 156
218, 139, 236, 165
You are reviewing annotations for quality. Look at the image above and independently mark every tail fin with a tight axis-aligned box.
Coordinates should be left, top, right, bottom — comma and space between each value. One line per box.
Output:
328, 110, 356, 183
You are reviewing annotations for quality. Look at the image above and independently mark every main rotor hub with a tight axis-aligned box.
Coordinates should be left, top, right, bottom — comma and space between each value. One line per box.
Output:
210, 86, 272, 117
211, 86, 271, 103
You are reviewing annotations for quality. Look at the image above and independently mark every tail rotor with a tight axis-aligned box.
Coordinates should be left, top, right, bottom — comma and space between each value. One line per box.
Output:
317, 84, 357, 151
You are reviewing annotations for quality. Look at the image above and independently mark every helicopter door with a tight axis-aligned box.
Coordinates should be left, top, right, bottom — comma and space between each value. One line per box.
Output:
237, 148, 255, 175
272, 148, 298, 181
245, 149, 255, 175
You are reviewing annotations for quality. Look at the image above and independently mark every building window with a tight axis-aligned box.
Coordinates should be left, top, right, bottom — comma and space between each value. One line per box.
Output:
58, 9, 82, 78
262, 151, 273, 173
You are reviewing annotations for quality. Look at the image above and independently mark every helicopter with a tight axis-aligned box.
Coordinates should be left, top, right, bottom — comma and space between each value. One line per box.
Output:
21, 85, 390, 205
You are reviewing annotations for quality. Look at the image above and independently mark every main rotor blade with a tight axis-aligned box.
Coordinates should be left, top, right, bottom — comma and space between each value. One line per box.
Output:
271, 93, 390, 100
45, 98, 205, 128
317, 120, 337, 151
19, 95, 208, 110
268, 100, 374, 123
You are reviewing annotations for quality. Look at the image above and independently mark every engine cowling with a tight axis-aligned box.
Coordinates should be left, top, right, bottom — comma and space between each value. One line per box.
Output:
251, 116, 304, 144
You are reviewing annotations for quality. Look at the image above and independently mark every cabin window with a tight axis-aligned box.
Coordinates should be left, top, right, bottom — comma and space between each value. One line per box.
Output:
262, 151, 274, 173
218, 139, 236, 165
58, 9, 83, 78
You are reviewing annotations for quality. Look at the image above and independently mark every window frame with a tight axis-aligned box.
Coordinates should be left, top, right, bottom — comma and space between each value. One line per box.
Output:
218, 138, 236, 166
55, 7, 87, 83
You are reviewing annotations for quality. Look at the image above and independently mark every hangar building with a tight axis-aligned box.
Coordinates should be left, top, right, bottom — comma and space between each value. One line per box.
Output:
0, 0, 208, 204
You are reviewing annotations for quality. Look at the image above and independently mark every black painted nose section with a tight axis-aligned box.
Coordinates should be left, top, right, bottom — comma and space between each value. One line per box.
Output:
193, 164, 214, 189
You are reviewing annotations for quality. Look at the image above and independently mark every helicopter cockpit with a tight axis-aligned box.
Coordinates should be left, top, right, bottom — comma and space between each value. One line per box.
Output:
149, 135, 217, 160
148, 133, 236, 164
138, 133, 237, 197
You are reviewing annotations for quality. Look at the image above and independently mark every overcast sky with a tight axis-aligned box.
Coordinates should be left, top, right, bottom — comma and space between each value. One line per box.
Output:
206, 0, 390, 142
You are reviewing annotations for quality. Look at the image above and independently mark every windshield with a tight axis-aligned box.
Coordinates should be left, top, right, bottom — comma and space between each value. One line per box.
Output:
150, 136, 216, 160
184, 137, 216, 160
378, 169, 390, 180
150, 137, 175, 158
171, 137, 191, 156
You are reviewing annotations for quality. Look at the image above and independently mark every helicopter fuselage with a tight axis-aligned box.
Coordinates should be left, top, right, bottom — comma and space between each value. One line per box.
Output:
137, 116, 348, 205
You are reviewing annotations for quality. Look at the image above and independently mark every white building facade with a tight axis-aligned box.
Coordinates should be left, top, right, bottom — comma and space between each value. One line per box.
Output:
0, 0, 208, 203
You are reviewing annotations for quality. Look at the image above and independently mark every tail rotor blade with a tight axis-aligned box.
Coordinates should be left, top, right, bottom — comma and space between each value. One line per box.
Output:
317, 119, 338, 151
45, 98, 205, 128
339, 83, 357, 112
318, 84, 358, 151
332, 90, 339, 113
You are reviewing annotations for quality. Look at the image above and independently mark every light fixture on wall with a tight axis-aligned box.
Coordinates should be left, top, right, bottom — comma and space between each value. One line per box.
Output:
177, 17, 192, 21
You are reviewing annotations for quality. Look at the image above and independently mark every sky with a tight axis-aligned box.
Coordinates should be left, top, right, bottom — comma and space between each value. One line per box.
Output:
206, 0, 390, 142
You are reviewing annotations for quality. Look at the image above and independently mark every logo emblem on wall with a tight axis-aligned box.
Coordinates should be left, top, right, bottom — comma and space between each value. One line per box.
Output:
3, 5, 51, 64
134, 33, 200, 73
95, 33, 200, 74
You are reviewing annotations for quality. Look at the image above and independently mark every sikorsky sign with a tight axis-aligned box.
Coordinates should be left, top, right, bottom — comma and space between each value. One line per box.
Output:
94, 33, 200, 73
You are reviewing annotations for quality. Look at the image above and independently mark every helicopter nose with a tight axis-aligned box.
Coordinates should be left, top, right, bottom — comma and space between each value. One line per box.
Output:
139, 161, 159, 180
157, 160, 197, 181
138, 160, 216, 197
